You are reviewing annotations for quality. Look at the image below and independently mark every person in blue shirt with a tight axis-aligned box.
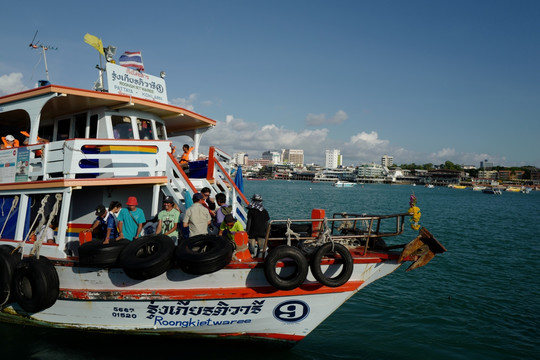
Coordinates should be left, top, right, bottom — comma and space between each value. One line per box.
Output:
117, 196, 146, 241
104, 201, 122, 244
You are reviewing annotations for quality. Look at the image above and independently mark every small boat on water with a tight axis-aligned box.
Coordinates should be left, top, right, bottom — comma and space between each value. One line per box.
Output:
472, 186, 487, 191
333, 180, 356, 187
482, 187, 502, 195
0, 57, 445, 346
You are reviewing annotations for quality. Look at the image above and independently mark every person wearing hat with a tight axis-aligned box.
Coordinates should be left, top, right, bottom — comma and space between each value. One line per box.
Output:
1, 134, 19, 149
156, 196, 181, 243
83, 204, 109, 241
117, 196, 146, 241
219, 213, 244, 243
183, 193, 212, 237
246, 194, 270, 257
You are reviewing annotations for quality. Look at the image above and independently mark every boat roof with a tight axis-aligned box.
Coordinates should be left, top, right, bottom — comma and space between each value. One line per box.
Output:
0, 84, 216, 133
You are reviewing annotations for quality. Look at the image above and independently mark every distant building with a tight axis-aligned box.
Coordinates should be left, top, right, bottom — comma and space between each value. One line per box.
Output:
262, 150, 281, 164
480, 159, 493, 170
357, 163, 384, 178
325, 149, 341, 169
283, 149, 304, 166
381, 154, 393, 167
233, 152, 248, 165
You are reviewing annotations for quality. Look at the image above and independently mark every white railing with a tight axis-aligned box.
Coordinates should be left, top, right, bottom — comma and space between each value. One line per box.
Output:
27, 139, 173, 180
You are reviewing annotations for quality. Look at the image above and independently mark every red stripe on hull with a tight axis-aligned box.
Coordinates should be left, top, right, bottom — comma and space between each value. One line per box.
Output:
60, 281, 365, 301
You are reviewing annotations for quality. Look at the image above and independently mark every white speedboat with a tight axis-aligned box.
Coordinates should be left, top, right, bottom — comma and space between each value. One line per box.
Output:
333, 181, 356, 187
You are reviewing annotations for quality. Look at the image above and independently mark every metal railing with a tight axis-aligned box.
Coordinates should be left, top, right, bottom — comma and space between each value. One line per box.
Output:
262, 212, 411, 256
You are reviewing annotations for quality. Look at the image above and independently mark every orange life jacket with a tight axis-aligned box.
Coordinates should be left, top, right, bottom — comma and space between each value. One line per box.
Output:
1, 137, 19, 148
180, 147, 194, 163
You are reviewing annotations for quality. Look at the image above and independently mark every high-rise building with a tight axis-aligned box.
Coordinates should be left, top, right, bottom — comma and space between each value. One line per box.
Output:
234, 152, 247, 165
283, 149, 304, 166
262, 150, 282, 164
325, 149, 341, 169
381, 154, 393, 167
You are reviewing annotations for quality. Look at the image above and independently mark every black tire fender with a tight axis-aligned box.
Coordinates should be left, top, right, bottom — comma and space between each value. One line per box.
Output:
0, 245, 21, 307
175, 235, 233, 275
13, 256, 59, 313
264, 245, 308, 291
78, 239, 130, 267
310, 242, 354, 287
119, 235, 176, 280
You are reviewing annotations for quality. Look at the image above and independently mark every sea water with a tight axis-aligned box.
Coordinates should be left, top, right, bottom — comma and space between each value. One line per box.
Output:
1, 182, 538, 359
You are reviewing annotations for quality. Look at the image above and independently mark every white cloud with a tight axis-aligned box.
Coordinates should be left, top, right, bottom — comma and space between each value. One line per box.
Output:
0, 72, 28, 95
170, 93, 198, 111
306, 110, 348, 126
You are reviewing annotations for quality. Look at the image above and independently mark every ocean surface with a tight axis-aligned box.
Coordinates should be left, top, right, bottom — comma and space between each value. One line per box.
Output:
1, 181, 539, 359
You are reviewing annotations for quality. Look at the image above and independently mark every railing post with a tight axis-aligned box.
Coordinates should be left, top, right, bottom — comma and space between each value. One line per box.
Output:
207, 146, 215, 182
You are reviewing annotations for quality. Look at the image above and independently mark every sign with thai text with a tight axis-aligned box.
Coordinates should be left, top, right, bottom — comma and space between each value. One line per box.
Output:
106, 62, 168, 103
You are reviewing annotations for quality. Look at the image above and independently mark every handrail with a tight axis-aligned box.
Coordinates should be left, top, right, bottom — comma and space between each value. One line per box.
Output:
261, 213, 412, 256
167, 152, 197, 194
213, 159, 249, 205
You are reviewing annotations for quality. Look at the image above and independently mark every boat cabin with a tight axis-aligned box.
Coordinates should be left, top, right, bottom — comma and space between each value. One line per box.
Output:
0, 85, 246, 258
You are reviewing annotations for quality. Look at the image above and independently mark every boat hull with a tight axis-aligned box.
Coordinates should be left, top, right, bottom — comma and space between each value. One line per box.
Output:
1, 259, 401, 343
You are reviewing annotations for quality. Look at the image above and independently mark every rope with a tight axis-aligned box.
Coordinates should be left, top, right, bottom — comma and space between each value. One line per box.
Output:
31, 194, 62, 258
284, 218, 300, 246
0, 196, 19, 239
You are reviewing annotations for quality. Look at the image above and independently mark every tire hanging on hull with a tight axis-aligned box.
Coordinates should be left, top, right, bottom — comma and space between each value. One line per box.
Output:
310, 242, 353, 287
264, 245, 308, 291
0, 245, 21, 307
12, 256, 59, 313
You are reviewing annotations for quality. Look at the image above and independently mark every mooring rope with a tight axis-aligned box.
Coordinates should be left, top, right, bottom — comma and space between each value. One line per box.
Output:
284, 218, 300, 246
0, 196, 19, 239
31, 194, 62, 258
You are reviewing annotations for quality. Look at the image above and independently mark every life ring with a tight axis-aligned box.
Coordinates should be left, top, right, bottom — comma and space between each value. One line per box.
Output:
78, 239, 130, 267
13, 256, 59, 313
0, 245, 21, 307
119, 235, 176, 280
310, 242, 354, 287
264, 245, 308, 291
175, 235, 233, 275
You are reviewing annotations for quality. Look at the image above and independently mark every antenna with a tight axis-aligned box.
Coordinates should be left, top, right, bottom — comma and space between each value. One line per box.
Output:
29, 30, 58, 82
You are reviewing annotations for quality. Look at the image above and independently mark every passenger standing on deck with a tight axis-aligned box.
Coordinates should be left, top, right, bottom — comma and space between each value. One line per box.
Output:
179, 144, 194, 168
246, 194, 270, 257
156, 196, 181, 243
104, 201, 122, 244
117, 196, 146, 240
83, 204, 109, 241
183, 193, 211, 237
214, 192, 232, 229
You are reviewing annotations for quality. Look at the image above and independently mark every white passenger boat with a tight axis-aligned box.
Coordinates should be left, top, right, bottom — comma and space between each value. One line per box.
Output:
0, 62, 445, 346
332, 180, 356, 187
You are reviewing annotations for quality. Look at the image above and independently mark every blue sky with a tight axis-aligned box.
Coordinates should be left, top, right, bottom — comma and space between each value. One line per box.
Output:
1, 0, 539, 167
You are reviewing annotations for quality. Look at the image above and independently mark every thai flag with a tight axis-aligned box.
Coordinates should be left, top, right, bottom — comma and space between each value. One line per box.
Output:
118, 51, 144, 71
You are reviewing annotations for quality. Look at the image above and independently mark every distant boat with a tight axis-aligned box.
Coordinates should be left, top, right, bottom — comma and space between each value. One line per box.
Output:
333, 181, 356, 188
505, 187, 520, 192
472, 186, 486, 191
425, 184, 434, 188
449, 185, 467, 189
483, 188, 502, 195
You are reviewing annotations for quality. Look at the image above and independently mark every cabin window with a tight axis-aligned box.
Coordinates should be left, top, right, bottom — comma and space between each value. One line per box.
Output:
137, 118, 154, 140
73, 113, 87, 138
89, 115, 98, 138
56, 118, 71, 140
38, 124, 54, 143
155, 123, 166, 140
111, 116, 134, 139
